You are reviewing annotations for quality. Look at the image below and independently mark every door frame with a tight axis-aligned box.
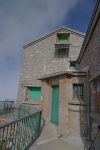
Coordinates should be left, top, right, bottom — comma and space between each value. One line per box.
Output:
51, 85, 59, 125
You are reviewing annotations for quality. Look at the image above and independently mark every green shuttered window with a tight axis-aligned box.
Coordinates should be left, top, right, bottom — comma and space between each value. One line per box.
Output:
29, 87, 41, 101
58, 34, 70, 44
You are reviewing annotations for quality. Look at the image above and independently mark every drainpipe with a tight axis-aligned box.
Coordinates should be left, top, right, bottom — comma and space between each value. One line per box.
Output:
87, 70, 91, 141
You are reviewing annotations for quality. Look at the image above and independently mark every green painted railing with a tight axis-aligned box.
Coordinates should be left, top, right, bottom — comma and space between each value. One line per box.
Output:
18, 103, 39, 118
0, 104, 42, 150
0, 100, 15, 114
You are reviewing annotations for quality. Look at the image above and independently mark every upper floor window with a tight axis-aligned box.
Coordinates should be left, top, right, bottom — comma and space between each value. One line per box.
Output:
54, 33, 70, 58
73, 84, 83, 97
56, 48, 69, 58
69, 61, 76, 71
29, 87, 41, 101
57, 33, 70, 44
70, 61, 76, 67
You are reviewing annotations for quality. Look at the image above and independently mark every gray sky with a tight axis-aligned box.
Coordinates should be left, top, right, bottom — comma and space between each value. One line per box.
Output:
0, 0, 95, 100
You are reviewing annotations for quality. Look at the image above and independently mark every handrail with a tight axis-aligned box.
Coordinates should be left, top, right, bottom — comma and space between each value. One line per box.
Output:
54, 43, 70, 49
0, 100, 15, 114
84, 125, 100, 150
0, 109, 42, 150
0, 110, 41, 128
88, 125, 100, 150
18, 103, 39, 118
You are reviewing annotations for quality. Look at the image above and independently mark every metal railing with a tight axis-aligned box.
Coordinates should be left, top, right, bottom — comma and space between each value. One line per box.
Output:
54, 43, 70, 49
0, 100, 15, 114
84, 125, 100, 150
18, 103, 39, 118
0, 110, 42, 150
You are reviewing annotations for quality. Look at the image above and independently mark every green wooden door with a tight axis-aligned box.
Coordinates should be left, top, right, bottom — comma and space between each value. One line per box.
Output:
51, 85, 59, 125
29, 87, 41, 101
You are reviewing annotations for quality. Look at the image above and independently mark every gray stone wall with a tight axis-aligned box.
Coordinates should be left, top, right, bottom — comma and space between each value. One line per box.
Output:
21, 29, 84, 85
41, 75, 87, 136
78, 17, 100, 149
78, 18, 100, 78
17, 28, 84, 104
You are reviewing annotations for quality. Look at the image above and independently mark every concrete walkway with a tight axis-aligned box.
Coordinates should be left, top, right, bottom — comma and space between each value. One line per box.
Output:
30, 123, 85, 150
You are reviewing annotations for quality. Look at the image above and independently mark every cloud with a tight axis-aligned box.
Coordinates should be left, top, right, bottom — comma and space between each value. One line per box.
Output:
0, 0, 79, 100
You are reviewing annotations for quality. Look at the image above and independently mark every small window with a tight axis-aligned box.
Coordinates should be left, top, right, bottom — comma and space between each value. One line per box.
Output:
29, 87, 41, 101
70, 61, 76, 67
57, 33, 70, 44
73, 84, 83, 97
57, 48, 69, 58
70, 61, 76, 71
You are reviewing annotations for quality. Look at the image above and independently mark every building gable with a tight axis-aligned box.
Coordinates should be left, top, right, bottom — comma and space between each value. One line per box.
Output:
23, 27, 85, 49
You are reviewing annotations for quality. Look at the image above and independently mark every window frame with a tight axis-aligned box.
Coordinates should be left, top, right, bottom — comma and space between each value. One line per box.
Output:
73, 84, 84, 98
57, 33, 70, 44
56, 48, 69, 58
29, 86, 41, 101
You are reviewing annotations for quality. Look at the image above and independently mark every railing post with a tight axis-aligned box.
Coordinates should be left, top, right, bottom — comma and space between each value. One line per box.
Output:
38, 111, 42, 136
0, 107, 42, 150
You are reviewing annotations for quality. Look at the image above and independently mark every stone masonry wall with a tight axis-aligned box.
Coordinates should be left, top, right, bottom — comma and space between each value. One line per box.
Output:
79, 18, 100, 78
17, 28, 84, 104
78, 16, 100, 149
41, 75, 87, 136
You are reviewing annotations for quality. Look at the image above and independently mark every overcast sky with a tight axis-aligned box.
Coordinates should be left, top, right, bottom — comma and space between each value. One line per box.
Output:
0, 0, 96, 100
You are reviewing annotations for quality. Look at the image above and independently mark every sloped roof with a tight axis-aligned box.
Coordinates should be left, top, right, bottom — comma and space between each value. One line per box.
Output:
89, 71, 100, 82
77, 0, 100, 63
38, 71, 87, 80
24, 26, 85, 48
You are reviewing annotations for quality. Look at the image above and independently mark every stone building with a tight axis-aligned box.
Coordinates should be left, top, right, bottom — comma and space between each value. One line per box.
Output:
17, 0, 100, 144
17, 27, 84, 105
17, 1, 100, 146
77, 0, 100, 149
37, 0, 100, 140
39, 71, 87, 136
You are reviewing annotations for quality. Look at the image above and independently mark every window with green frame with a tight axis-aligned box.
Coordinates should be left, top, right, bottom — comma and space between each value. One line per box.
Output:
57, 33, 70, 44
29, 87, 41, 101
73, 84, 83, 97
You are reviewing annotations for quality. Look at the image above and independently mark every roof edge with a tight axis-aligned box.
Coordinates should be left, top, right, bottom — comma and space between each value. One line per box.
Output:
38, 71, 87, 80
77, 0, 100, 63
23, 26, 85, 49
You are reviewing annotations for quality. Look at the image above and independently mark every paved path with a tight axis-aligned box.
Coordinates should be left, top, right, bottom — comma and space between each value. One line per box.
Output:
31, 138, 84, 150
30, 123, 85, 150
